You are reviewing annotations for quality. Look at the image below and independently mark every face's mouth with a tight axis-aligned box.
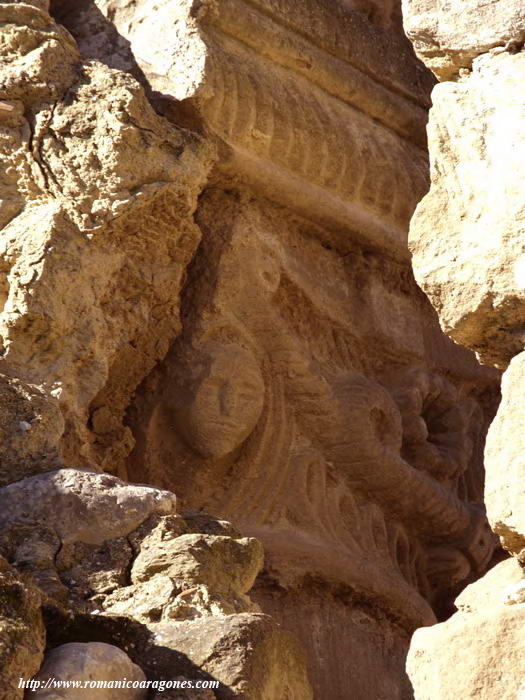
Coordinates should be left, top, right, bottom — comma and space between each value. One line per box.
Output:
192, 421, 248, 459
205, 419, 245, 436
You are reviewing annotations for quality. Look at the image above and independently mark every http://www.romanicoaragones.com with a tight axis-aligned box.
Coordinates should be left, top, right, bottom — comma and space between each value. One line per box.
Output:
20, 677, 221, 692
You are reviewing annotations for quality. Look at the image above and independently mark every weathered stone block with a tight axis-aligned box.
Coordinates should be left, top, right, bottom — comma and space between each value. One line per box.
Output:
403, 0, 525, 80
31, 642, 146, 699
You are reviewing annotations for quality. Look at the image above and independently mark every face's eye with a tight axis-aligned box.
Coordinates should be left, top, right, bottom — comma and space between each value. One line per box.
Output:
199, 376, 225, 395
237, 392, 255, 403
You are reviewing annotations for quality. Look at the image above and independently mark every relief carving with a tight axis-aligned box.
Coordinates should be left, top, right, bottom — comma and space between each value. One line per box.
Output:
0, 0, 501, 696
128, 192, 496, 633
169, 341, 266, 461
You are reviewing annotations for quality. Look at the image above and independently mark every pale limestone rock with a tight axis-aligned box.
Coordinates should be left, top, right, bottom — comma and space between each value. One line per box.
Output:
31, 642, 146, 699
485, 352, 525, 553
0, 0, 215, 473
103, 529, 264, 622
59, 611, 312, 699
407, 605, 525, 700
0, 555, 45, 699
131, 533, 264, 594
102, 573, 259, 622
455, 558, 524, 614
402, 4, 525, 700
180, 512, 241, 538
403, 0, 525, 80
101, 574, 181, 623
89, 515, 263, 623
408, 51, 525, 368
0, 0, 78, 104
0, 469, 176, 545
0, 508, 263, 621
505, 580, 525, 606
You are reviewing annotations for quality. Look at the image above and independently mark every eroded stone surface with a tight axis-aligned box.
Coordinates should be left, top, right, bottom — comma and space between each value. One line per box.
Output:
0, 0, 214, 474
407, 604, 525, 700
403, 0, 525, 80
0, 0, 501, 697
0, 555, 45, 699
147, 614, 312, 700
408, 51, 525, 368
0, 469, 176, 545
403, 2, 525, 699
455, 557, 524, 615
485, 352, 525, 553
103, 522, 264, 622
0, 375, 63, 486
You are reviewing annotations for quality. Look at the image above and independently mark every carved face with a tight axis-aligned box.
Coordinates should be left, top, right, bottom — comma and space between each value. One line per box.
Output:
177, 343, 265, 459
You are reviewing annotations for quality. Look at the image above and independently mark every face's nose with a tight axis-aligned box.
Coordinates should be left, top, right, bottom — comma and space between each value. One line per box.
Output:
219, 381, 236, 416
